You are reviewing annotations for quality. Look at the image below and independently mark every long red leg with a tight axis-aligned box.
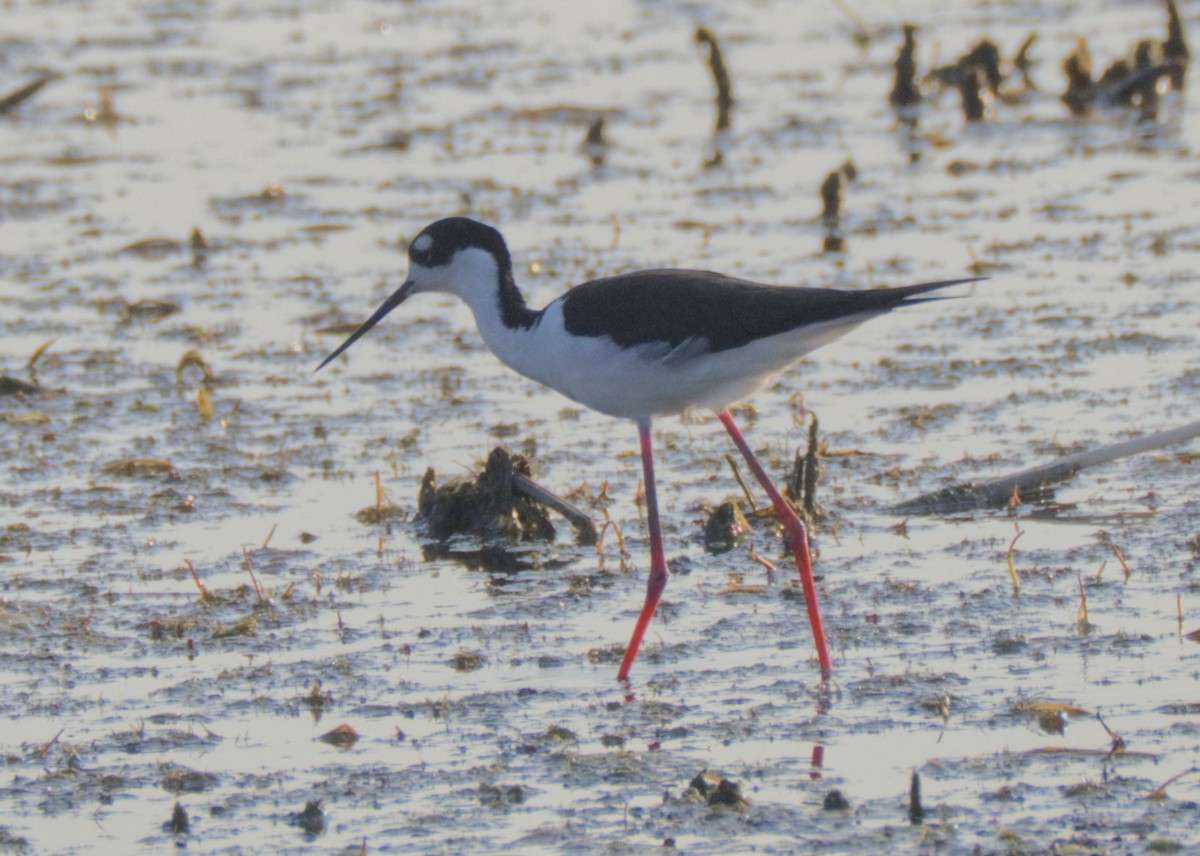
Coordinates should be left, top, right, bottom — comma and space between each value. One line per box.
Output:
617, 418, 669, 682
717, 409, 832, 679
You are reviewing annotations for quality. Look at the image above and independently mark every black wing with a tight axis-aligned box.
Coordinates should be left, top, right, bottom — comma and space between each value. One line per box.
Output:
559, 270, 976, 354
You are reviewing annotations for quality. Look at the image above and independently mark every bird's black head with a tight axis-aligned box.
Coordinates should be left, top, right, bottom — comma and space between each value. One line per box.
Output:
315, 217, 516, 372
407, 217, 512, 272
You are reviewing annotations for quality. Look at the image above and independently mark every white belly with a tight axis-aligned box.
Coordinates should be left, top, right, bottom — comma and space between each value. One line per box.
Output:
474, 302, 870, 420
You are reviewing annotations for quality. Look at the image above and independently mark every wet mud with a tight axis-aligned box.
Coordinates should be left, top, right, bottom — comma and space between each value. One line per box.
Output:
2, 1, 1200, 853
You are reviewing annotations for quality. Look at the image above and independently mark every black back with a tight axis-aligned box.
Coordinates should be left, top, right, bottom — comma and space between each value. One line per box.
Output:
559, 269, 963, 354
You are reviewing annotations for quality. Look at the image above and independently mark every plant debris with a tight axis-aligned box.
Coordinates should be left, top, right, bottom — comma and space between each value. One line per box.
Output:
318, 724, 359, 749
416, 447, 558, 542
702, 500, 751, 553
684, 771, 749, 809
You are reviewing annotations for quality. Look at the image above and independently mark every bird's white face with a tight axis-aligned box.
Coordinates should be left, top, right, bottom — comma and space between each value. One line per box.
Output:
404, 237, 503, 312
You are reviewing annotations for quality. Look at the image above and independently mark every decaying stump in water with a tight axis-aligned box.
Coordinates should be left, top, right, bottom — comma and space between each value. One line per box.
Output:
417, 447, 596, 544
703, 499, 751, 554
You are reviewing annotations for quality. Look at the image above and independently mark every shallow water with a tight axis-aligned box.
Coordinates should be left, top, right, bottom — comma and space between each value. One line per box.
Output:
2, 0, 1200, 853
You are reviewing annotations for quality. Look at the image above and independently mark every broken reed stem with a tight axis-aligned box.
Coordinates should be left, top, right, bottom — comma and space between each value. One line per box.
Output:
1007, 483, 1020, 516
28, 338, 54, 372
695, 27, 734, 130
375, 471, 383, 518
1077, 571, 1089, 630
1096, 709, 1125, 754
34, 727, 66, 760
1147, 766, 1200, 800
607, 512, 626, 556
725, 453, 758, 510
262, 522, 277, 550
185, 559, 210, 603
1110, 543, 1130, 581
1005, 524, 1024, 595
749, 545, 777, 575
801, 415, 821, 520
597, 510, 628, 573
596, 513, 610, 560
781, 414, 821, 519
243, 548, 267, 604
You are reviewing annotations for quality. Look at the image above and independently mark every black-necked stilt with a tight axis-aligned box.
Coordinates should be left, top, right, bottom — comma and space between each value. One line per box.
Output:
317, 217, 977, 682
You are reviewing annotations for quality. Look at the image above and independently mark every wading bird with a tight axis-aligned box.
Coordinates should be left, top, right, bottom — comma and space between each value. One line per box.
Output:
318, 217, 974, 681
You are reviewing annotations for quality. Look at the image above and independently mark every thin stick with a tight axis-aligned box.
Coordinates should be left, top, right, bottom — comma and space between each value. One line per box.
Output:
1096, 709, 1126, 758
511, 472, 597, 543
27, 338, 55, 373
695, 28, 734, 130
185, 559, 210, 603
831, 0, 870, 46
725, 454, 758, 509
605, 510, 626, 556
0, 75, 55, 115
1005, 524, 1023, 595
597, 510, 627, 572
749, 546, 777, 575
243, 548, 267, 604
1077, 571, 1089, 630
1111, 543, 1130, 581
1147, 766, 1200, 800
34, 728, 65, 760
893, 416, 1200, 514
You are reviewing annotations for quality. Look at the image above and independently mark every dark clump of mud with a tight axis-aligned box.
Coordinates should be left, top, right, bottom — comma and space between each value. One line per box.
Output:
908, 770, 925, 824
417, 447, 556, 542
1060, 1, 1189, 117
889, 25, 922, 109
823, 789, 850, 811
163, 801, 189, 835
290, 799, 325, 838
785, 414, 825, 524
703, 499, 750, 553
0, 376, 40, 397
819, 160, 856, 253
684, 771, 749, 809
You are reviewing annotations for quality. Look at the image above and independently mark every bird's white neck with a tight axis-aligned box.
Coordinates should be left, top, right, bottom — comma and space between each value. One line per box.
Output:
410, 245, 543, 366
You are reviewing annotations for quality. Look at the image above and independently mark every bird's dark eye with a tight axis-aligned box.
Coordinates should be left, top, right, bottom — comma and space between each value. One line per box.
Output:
409, 234, 436, 267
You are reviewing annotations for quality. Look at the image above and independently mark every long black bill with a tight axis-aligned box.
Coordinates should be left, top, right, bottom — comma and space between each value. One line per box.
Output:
315, 280, 414, 372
